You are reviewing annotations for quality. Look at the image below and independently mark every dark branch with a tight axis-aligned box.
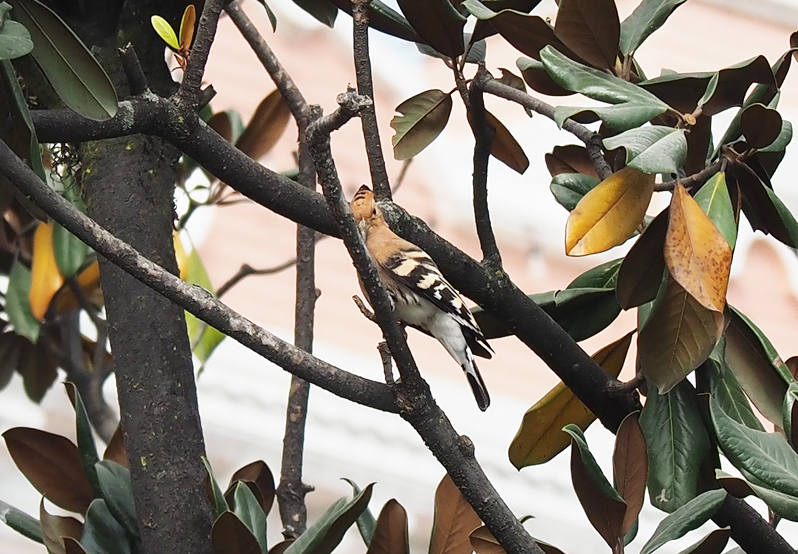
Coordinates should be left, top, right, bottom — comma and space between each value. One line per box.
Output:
176, 0, 226, 110
657, 160, 723, 192
469, 66, 502, 269
352, 0, 391, 200
0, 138, 398, 414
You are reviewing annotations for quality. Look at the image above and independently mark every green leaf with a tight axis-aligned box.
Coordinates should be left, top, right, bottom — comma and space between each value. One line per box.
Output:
342, 478, 376, 547
8, 0, 118, 120
390, 90, 453, 160
95, 461, 139, 543
291, 0, 338, 28
81, 498, 131, 554
639, 381, 711, 512
64, 382, 101, 497
7, 261, 40, 343
257, 0, 278, 32
53, 223, 89, 280
184, 249, 225, 365
327, 0, 420, 43
0, 499, 43, 543
693, 172, 737, 249
284, 483, 373, 554
231, 482, 268, 554
0, 2, 32, 59
711, 395, 798, 497
541, 45, 668, 130
396, 0, 465, 58
150, 14, 179, 50
550, 173, 600, 211
203, 457, 229, 516
674, 527, 729, 554
602, 126, 687, 175
759, 120, 792, 153
619, 0, 688, 56
563, 424, 626, 549
639, 489, 726, 554
554, 102, 669, 132
783, 382, 798, 451
699, 357, 763, 432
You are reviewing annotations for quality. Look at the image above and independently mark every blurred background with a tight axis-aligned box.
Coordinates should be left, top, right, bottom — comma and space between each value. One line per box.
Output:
4, 0, 798, 552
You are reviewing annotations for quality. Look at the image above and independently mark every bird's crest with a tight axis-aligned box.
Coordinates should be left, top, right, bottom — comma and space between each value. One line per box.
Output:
350, 185, 378, 224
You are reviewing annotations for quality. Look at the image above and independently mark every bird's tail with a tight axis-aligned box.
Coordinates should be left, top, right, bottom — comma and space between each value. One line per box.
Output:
463, 352, 490, 411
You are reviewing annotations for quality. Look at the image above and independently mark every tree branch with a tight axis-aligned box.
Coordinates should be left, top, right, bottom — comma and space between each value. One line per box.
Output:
469, 66, 502, 269
352, 0, 391, 200
306, 93, 545, 554
0, 138, 398, 414
176, 0, 226, 110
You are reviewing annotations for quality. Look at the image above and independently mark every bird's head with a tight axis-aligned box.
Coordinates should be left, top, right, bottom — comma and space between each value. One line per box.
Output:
350, 185, 383, 233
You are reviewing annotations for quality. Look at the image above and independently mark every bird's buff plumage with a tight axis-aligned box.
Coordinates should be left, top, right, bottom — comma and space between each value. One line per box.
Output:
349, 185, 492, 411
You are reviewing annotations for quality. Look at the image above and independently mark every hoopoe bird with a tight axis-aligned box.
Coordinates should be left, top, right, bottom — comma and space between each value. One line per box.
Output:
349, 185, 492, 411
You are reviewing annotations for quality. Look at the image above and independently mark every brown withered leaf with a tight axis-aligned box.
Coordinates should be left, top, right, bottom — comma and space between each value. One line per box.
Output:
3, 427, 94, 514
615, 208, 668, 309
508, 331, 632, 468
235, 90, 292, 162
566, 167, 655, 256
554, 0, 619, 70
366, 499, 409, 554
638, 277, 724, 393
228, 460, 275, 516
103, 423, 128, 468
40, 499, 83, 554
664, 184, 731, 313
612, 412, 647, 536
470, 526, 505, 554
545, 144, 598, 178
430, 475, 482, 554
484, 111, 529, 173
212, 511, 261, 554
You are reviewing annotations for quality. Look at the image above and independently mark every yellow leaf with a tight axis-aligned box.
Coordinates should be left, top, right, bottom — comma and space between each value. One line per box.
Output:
29, 222, 64, 320
508, 332, 633, 468
179, 5, 196, 51
173, 232, 189, 280
565, 167, 655, 256
151, 15, 179, 51
664, 183, 732, 312
54, 261, 101, 314
638, 276, 724, 393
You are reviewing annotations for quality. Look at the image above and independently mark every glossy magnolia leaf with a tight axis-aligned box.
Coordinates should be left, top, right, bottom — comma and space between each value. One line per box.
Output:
724, 307, 790, 426
619, 0, 688, 56
638, 277, 724, 393
639, 489, 727, 554
711, 396, 798, 498
291, 0, 337, 27
564, 425, 626, 549
693, 172, 737, 249
602, 126, 687, 175
391, 90, 453, 160
740, 103, 783, 149
699, 357, 763, 432
615, 208, 668, 309
183, 248, 226, 365
203, 457, 229, 516
18, 337, 58, 403
483, 110, 529, 173
516, 56, 572, 96
95, 461, 138, 542
40, 499, 82, 554
497, 68, 526, 93
6, 261, 40, 345
639, 381, 711, 513
64, 383, 101, 497
212, 511, 261, 554
509, 332, 632, 468
785, 382, 798, 452
396, 0, 465, 58
103, 424, 128, 468
550, 173, 600, 212
229, 461, 275, 517
566, 166, 655, 256
759, 120, 792, 153
231, 482, 268, 554
8, 0, 118, 120
0, 499, 43, 543
613, 412, 648, 536
665, 184, 731, 313
283, 483, 373, 554
717, 469, 798, 522
545, 144, 598, 178
553, 0, 620, 70
151, 15, 179, 50
342, 478, 376, 547
53, 223, 90, 279
30, 222, 65, 321
257, 0, 277, 30
235, 90, 292, 162
327, 0, 420, 43
270, 540, 296, 554
0, 2, 33, 59
673, 527, 730, 554
366, 500, 408, 554
179, 5, 195, 51
417, 36, 485, 64
3, 427, 94, 514
429, 475, 480, 554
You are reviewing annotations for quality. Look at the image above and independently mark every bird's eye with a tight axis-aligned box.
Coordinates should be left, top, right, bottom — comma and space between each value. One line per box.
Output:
372, 208, 377, 216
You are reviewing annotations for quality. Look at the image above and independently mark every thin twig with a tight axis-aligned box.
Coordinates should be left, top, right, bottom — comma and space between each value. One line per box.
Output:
352, 0, 391, 200
176, 0, 226, 110
118, 45, 147, 96
391, 158, 412, 195
656, 160, 723, 192
469, 66, 502, 269
377, 342, 395, 386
